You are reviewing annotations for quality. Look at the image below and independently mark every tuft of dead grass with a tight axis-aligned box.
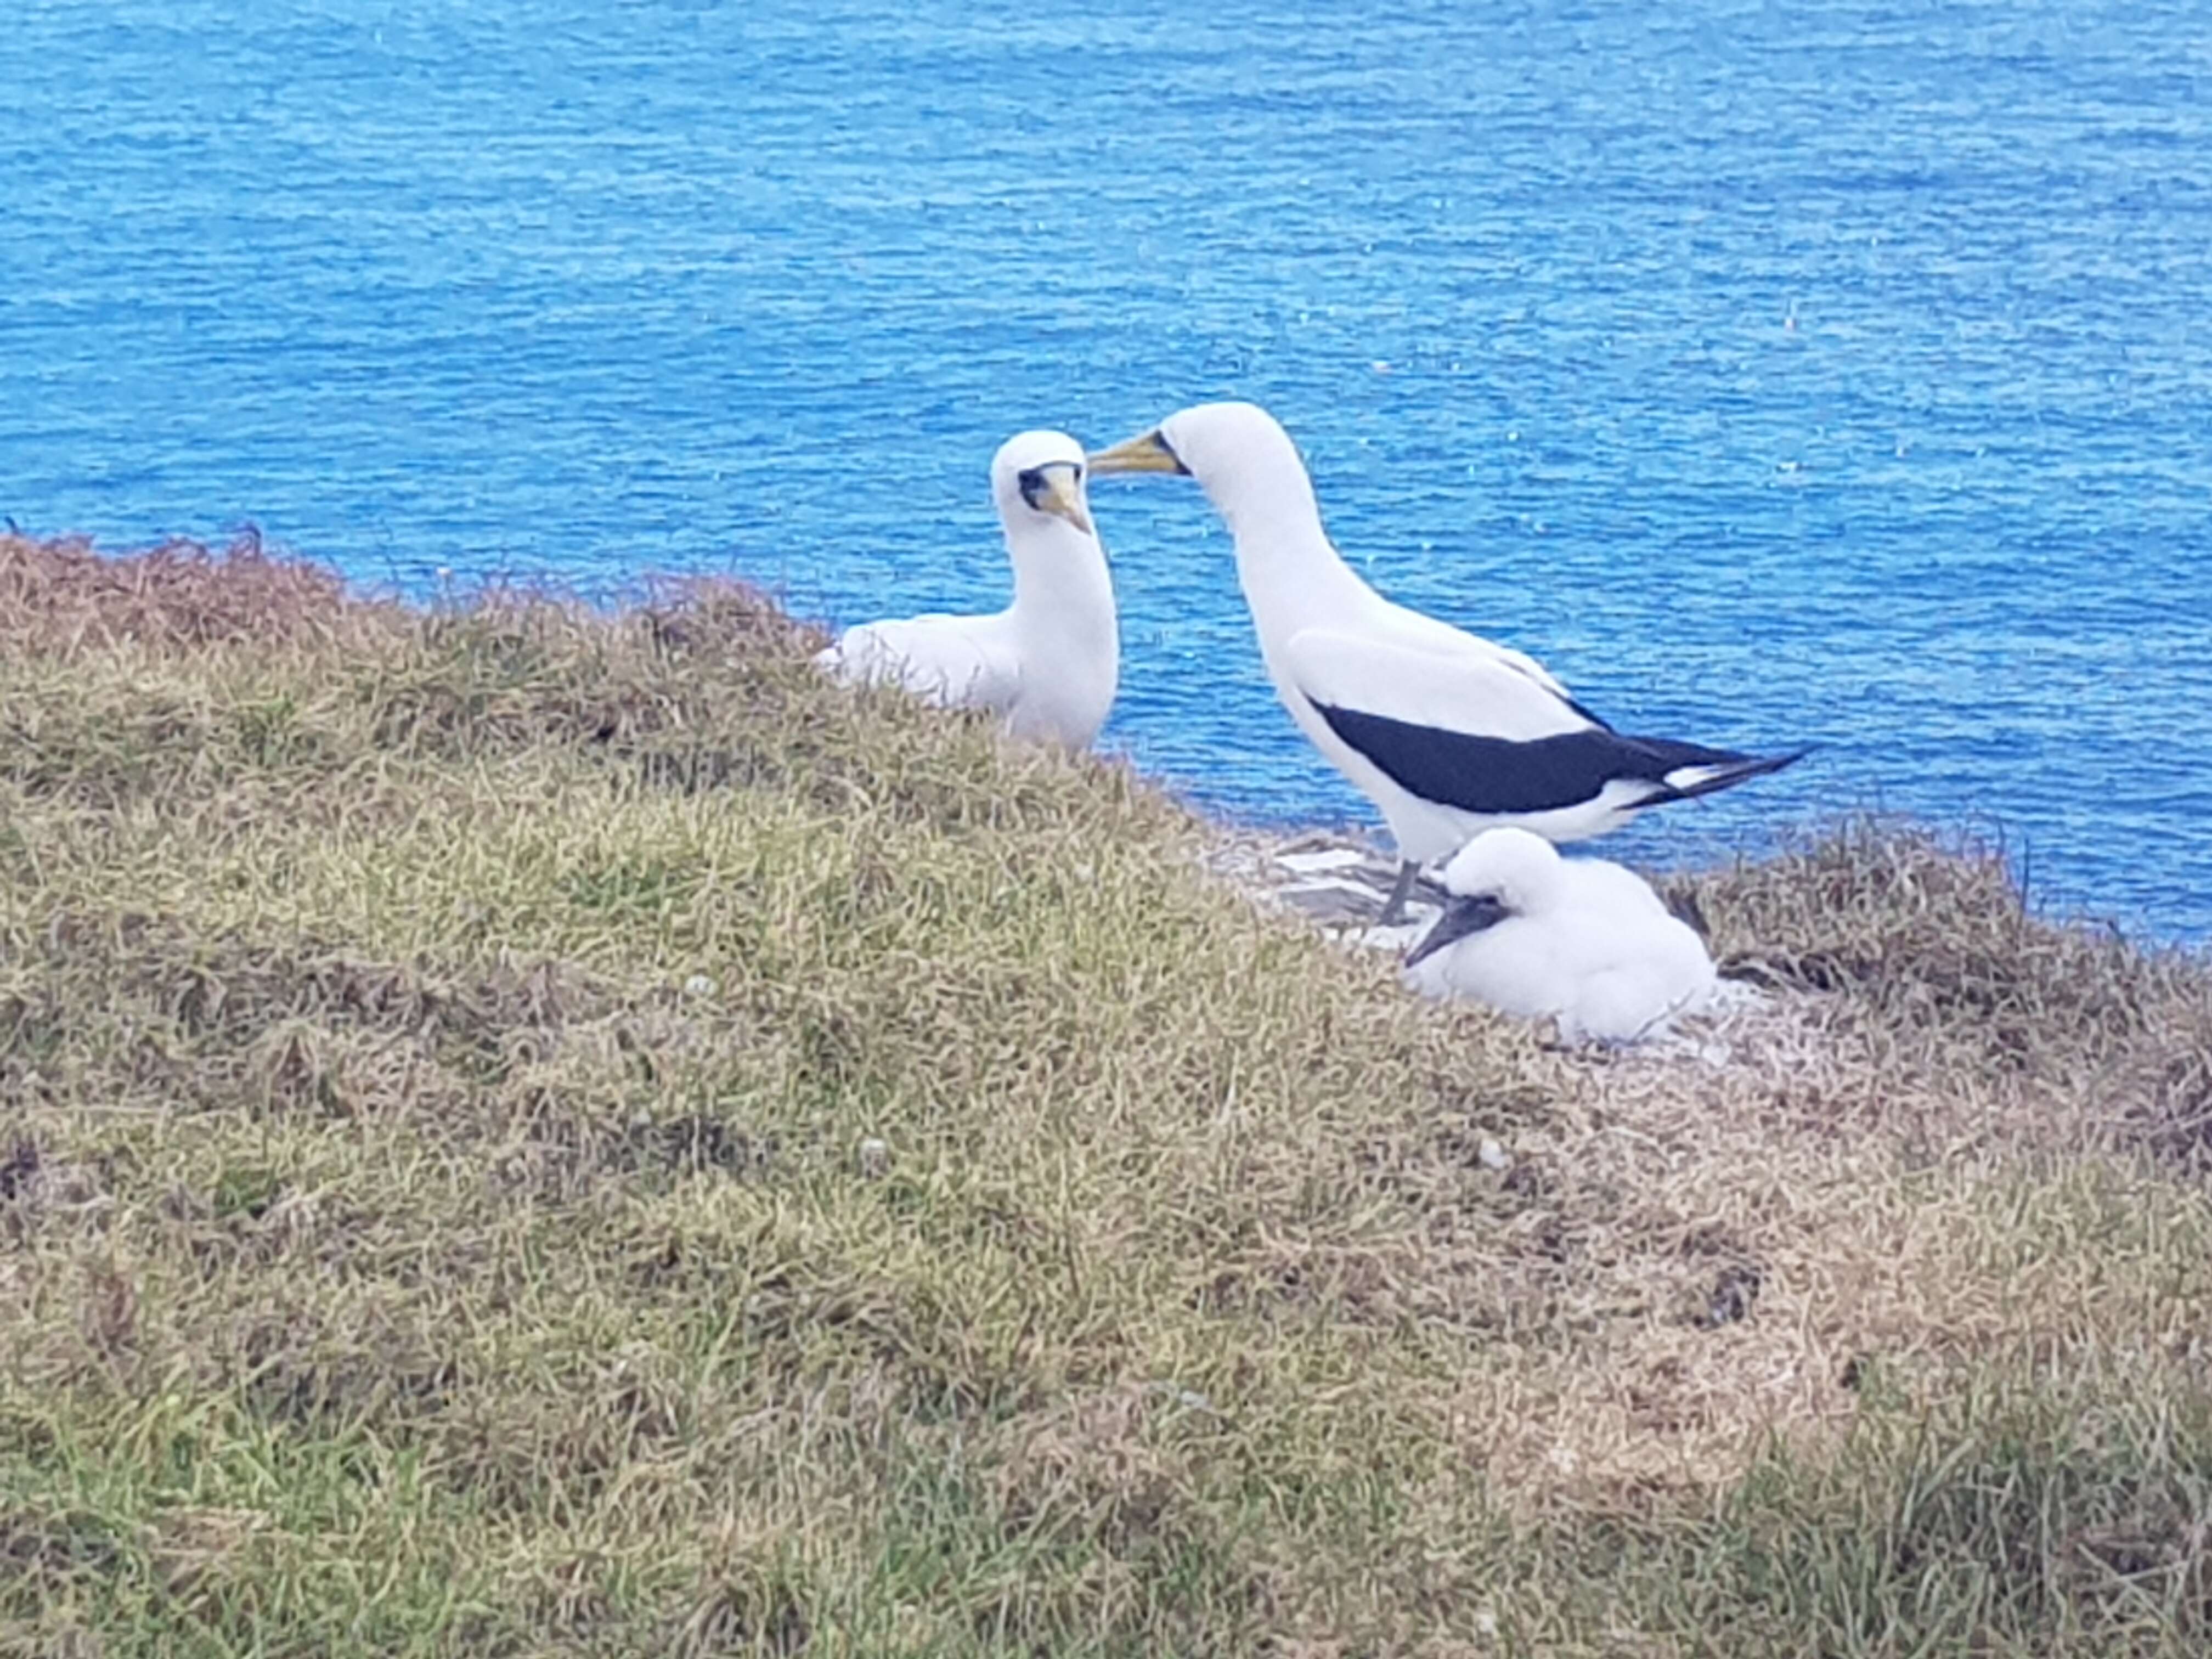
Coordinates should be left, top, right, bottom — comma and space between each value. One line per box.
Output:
1690, 823, 2182, 1068
0, 530, 365, 652
2, 533, 2210, 1656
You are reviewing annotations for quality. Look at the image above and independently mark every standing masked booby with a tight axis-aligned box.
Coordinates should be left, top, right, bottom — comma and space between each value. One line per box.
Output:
1403, 828, 1718, 1043
1086, 401, 1806, 919
815, 430, 1119, 751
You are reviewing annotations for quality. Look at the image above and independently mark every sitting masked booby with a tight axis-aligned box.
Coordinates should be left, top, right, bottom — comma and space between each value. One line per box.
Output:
815, 430, 1119, 751
1403, 827, 1718, 1043
1086, 401, 1806, 920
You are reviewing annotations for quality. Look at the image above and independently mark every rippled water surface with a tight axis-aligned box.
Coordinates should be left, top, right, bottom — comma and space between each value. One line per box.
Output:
5, 1, 2209, 935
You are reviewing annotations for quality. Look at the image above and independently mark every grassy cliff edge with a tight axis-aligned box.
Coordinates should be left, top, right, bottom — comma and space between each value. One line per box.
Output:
3, 534, 2211, 1656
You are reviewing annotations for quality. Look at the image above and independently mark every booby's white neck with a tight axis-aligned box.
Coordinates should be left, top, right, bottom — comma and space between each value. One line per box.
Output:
1186, 428, 1378, 639
998, 514, 1118, 744
1007, 518, 1113, 628
1006, 517, 1115, 695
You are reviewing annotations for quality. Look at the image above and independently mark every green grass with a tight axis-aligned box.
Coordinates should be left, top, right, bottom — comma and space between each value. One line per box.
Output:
4, 532, 2212, 1656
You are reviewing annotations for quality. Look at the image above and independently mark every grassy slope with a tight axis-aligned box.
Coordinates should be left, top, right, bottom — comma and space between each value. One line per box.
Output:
3, 534, 2211, 1657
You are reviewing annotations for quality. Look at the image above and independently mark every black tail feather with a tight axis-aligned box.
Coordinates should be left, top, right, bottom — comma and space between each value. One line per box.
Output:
1640, 741, 1815, 803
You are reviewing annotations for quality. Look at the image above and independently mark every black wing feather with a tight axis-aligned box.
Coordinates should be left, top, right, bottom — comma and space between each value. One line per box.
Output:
1311, 699, 1804, 816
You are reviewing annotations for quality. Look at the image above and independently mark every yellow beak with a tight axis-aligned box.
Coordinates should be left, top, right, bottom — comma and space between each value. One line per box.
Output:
1028, 464, 1094, 534
1085, 428, 1189, 477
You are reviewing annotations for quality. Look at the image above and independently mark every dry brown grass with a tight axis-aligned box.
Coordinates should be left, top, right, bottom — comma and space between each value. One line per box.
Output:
3, 532, 2211, 1657
0, 531, 365, 652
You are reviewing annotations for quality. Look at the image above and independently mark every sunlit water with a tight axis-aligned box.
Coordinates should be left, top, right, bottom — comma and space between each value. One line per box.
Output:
5, 1, 2209, 938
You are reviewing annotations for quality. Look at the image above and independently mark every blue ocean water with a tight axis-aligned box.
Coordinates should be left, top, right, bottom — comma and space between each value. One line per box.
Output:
4, 1, 2209, 938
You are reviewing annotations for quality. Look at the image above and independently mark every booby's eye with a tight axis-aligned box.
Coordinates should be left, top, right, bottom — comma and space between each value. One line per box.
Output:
1014, 460, 1093, 532
1017, 461, 1080, 512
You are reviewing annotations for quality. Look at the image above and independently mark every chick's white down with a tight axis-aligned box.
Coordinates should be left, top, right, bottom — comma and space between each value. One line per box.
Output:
1403, 827, 1718, 1043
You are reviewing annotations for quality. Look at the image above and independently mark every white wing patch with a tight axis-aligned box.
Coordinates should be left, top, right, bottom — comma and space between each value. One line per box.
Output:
1364, 600, 1579, 701
1281, 628, 1595, 743
816, 616, 1022, 714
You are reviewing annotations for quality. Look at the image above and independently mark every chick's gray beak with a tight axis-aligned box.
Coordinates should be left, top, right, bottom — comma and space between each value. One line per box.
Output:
1403, 892, 1510, 968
